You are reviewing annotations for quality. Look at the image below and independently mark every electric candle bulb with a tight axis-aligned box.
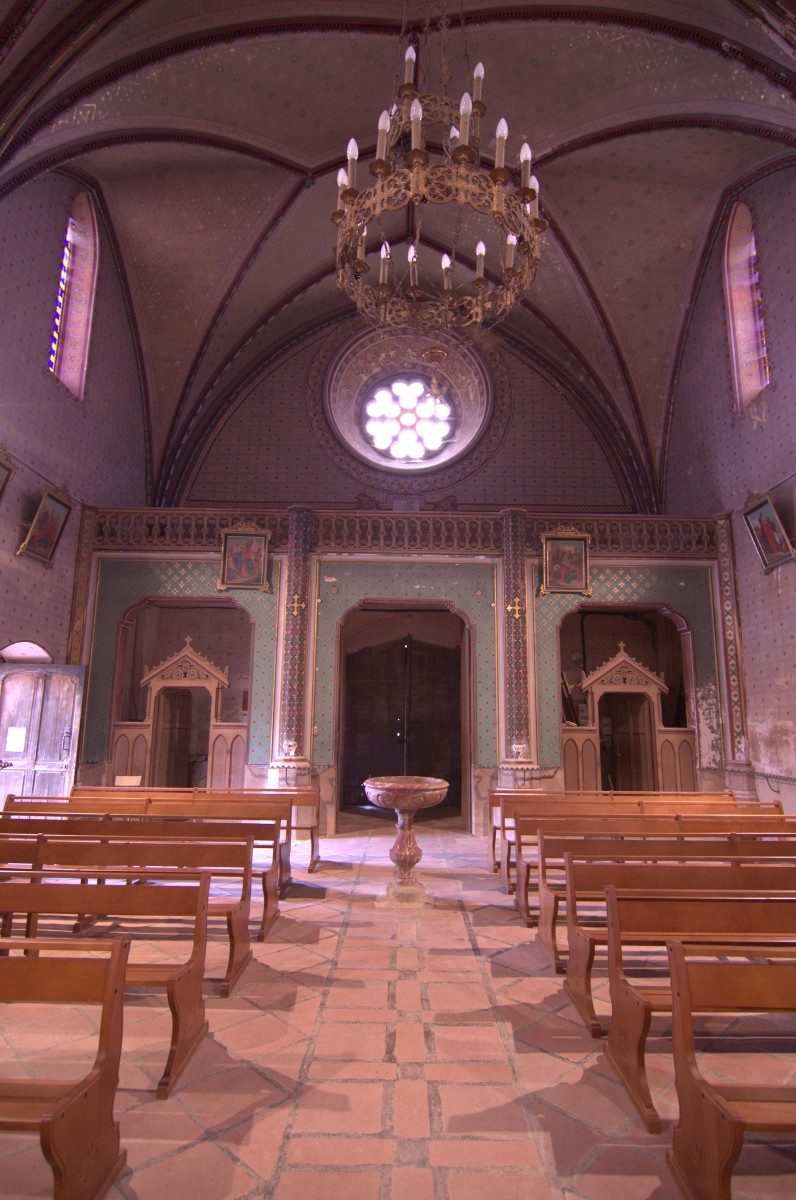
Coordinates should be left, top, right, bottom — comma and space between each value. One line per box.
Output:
505, 233, 517, 269
410, 98, 423, 150
473, 61, 484, 102
529, 174, 539, 218
459, 92, 472, 145
346, 138, 359, 190
495, 118, 508, 169
408, 244, 418, 286
380, 241, 390, 284
520, 142, 532, 190
449, 125, 459, 147
476, 240, 486, 278
404, 45, 416, 85
377, 110, 390, 159
441, 252, 452, 290
336, 167, 348, 205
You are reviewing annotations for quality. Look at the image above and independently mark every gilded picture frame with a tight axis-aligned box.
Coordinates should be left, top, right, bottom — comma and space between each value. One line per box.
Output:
218, 528, 271, 591
16, 489, 72, 563
742, 494, 794, 574
0, 458, 13, 504
540, 527, 592, 595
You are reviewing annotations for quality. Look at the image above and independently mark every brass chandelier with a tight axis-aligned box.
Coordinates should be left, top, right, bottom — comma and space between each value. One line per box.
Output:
332, 34, 544, 331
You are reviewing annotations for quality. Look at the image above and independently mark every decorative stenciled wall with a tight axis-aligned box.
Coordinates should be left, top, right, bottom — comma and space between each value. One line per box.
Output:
666, 167, 796, 801
311, 559, 500, 770
0, 174, 146, 661
532, 563, 722, 770
83, 558, 279, 765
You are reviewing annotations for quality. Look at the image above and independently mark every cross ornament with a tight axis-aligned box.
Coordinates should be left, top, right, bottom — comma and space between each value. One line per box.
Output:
291, 593, 307, 618
506, 596, 523, 620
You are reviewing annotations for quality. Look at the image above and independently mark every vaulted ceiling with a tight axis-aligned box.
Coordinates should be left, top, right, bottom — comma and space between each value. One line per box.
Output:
1, 1, 794, 510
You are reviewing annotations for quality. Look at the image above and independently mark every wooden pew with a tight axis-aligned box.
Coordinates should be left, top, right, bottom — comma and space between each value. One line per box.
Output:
0, 871, 210, 1098
488, 789, 751, 877
0, 935, 131, 1200
513, 811, 796, 913
494, 793, 782, 892
666, 940, 796, 1200
71, 785, 323, 873
1, 806, 289, 919
31, 836, 255, 996
603, 889, 796, 1132
533, 831, 796, 965
562, 857, 796, 1036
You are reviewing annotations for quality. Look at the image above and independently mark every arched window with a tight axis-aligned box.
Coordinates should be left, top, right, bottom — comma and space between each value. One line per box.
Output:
47, 192, 98, 399
723, 201, 769, 417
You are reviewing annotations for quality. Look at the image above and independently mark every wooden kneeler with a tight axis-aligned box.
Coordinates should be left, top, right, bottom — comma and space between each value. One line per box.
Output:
0, 936, 130, 1200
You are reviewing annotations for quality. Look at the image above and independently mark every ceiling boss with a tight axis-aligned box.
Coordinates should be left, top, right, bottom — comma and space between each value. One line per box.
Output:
332, 17, 545, 331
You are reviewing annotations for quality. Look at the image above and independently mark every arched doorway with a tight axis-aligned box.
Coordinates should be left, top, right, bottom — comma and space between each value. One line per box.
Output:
338, 607, 468, 823
559, 607, 697, 792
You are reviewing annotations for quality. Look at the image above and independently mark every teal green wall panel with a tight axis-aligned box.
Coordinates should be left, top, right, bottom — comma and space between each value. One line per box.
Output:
84, 559, 279, 764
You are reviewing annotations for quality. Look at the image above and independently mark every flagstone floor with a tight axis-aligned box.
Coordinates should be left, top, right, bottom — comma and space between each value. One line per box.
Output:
2, 820, 795, 1199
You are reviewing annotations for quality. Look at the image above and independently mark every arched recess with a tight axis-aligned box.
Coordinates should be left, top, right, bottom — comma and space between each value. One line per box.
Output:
108, 598, 253, 787
558, 605, 698, 791
336, 604, 472, 827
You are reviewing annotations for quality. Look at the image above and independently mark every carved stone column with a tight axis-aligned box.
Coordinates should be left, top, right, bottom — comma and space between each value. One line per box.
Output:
499, 509, 535, 787
275, 506, 313, 786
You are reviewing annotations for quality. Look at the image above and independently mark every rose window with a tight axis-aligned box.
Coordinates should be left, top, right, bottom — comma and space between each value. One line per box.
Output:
362, 377, 455, 463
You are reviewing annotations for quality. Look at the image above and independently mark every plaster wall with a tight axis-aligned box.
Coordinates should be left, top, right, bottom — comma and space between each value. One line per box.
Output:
666, 166, 796, 802
0, 174, 147, 660
185, 324, 626, 511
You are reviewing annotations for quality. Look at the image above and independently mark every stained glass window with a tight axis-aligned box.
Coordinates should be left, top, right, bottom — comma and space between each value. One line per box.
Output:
723, 202, 769, 415
47, 193, 98, 399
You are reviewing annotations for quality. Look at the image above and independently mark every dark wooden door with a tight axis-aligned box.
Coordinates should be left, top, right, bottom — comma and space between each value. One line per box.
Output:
0, 666, 84, 801
341, 635, 461, 814
599, 693, 656, 790
152, 689, 192, 787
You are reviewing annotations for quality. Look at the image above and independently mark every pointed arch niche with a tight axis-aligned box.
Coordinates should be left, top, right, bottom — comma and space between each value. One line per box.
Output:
559, 608, 697, 792
109, 599, 252, 788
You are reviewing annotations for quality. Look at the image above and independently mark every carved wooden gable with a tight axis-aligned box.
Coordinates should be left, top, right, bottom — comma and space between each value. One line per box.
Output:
581, 642, 668, 697
140, 636, 229, 690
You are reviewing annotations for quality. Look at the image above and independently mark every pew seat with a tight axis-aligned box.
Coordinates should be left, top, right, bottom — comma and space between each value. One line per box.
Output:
0, 936, 130, 1200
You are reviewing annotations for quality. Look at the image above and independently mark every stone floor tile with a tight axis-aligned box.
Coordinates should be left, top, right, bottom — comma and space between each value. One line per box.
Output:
393, 1079, 431, 1138
312, 1019, 387, 1060
272, 1167, 383, 1199
284, 1134, 395, 1166
391, 1165, 437, 1200
124, 1141, 255, 1200
291, 1081, 386, 1135
437, 1082, 534, 1136
432, 1022, 508, 1061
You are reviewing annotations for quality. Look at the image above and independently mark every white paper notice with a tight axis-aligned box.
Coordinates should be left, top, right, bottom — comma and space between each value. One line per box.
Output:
5, 727, 26, 752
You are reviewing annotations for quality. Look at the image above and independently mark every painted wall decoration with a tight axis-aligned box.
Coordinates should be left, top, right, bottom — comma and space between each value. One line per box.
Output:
532, 563, 722, 770
83, 558, 279, 766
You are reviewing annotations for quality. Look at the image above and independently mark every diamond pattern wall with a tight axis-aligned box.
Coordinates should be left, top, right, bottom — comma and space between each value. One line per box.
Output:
83, 558, 279, 764
532, 563, 720, 768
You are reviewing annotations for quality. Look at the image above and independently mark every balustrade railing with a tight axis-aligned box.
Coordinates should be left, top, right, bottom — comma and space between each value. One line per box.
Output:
90, 507, 718, 558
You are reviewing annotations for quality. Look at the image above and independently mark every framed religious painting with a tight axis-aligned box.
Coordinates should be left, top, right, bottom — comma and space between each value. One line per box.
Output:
16, 489, 72, 563
540, 527, 592, 596
0, 453, 13, 504
218, 526, 271, 591
742, 494, 795, 574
